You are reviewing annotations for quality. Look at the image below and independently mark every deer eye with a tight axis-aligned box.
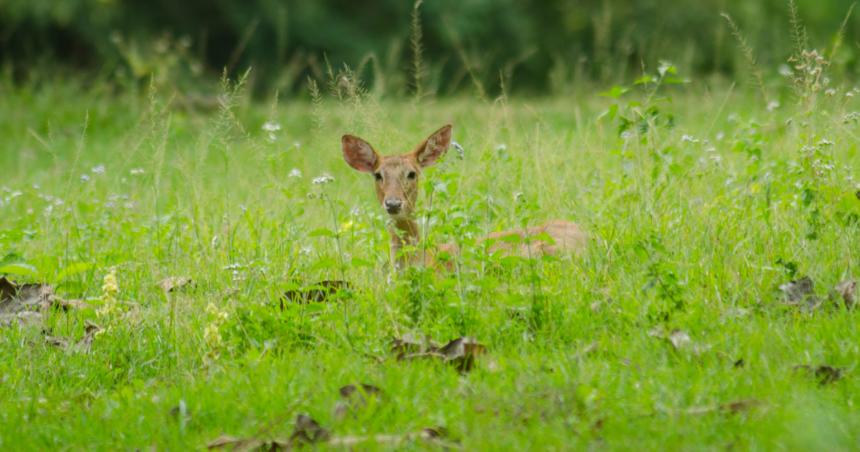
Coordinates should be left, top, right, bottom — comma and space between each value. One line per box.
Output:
374, 173, 383, 181
407, 171, 417, 180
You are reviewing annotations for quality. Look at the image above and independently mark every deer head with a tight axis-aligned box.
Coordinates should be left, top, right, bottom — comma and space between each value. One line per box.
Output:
342, 125, 452, 220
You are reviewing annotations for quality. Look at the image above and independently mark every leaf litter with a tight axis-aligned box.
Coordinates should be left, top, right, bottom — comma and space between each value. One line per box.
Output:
778, 276, 822, 310
647, 328, 711, 356
280, 280, 351, 307
793, 364, 845, 386
207, 414, 458, 451
45, 320, 101, 354
391, 334, 487, 373
334, 383, 382, 422
156, 276, 194, 294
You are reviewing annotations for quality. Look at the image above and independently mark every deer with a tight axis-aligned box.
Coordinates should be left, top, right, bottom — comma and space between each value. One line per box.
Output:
341, 124, 587, 273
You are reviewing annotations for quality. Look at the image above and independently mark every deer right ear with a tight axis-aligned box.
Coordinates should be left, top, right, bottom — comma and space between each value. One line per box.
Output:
342, 135, 378, 173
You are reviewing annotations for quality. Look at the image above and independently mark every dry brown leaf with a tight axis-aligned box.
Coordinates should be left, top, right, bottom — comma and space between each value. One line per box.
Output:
0, 311, 43, 329
206, 436, 282, 452
830, 279, 858, 309
391, 334, 441, 359
45, 321, 101, 354
793, 364, 844, 386
0, 277, 53, 315
207, 427, 458, 451
437, 337, 487, 373
684, 398, 766, 415
335, 383, 382, 422
290, 414, 331, 445
281, 281, 350, 308
779, 276, 821, 310
157, 276, 194, 294
648, 328, 710, 356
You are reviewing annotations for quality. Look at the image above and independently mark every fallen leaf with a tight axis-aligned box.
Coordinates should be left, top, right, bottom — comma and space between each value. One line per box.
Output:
206, 436, 278, 452
684, 398, 766, 415
778, 276, 821, 310
281, 281, 350, 307
648, 328, 710, 356
437, 337, 487, 373
830, 279, 858, 309
290, 414, 331, 446
0, 311, 43, 329
391, 334, 441, 358
794, 364, 844, 386
157, 276, 194, 294
45, 320, 101, 354
0, 277, 53, 315
334, 383, 382, 421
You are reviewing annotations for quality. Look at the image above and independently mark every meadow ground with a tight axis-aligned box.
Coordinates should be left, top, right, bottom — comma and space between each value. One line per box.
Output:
1, 68, 860, 451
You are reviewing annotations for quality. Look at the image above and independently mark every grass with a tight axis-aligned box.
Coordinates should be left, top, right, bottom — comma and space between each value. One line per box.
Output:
1, 59, 860, 450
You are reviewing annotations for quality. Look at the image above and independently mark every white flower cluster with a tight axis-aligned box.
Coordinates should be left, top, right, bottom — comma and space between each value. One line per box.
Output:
312, 174, 335, 185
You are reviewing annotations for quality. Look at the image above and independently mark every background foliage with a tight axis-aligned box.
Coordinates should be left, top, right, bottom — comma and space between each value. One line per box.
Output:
3, 0, 860, 96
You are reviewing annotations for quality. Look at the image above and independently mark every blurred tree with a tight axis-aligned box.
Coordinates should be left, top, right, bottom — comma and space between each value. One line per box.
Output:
0, 0, 857, 95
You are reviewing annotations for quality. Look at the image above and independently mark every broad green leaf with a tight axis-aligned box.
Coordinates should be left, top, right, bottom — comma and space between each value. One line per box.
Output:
653, 97, 672, 104
54, 262, 94, 283
608, 104, 618, 121
308, 229, 334, 237
599, 86, 629, 99
497, 233, 522, 243
634, 76, 654, 85
627, 101, 641, 108
0, 264, 39, 279
662, 77, 688, 84
304, 303, 327, 313
311, 257, 337, 270
499, 256, 522, 266
531, 232, 556, 245
351, 257, 373, 268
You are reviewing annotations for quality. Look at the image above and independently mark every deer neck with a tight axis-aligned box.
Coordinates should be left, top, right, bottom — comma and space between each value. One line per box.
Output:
388, 217, 421, 270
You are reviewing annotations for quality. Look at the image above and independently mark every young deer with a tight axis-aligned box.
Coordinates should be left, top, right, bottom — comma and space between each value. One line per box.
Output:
342, 124, 586, 272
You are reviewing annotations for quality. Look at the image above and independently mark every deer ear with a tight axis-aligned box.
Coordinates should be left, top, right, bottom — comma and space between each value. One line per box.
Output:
411, 124, 452, 168
342, 135, 378, 173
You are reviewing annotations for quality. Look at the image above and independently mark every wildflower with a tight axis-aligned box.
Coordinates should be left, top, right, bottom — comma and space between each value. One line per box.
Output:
620, 131, 632, 141
716, 132, 725, 141
682, 134, 694, 142
267, 133, 277, 143
495, 144, 507, 150
130, 169, 145, 176
767, 101, 780, 111
848, 93, 855, 98
33, 184, 40, 190
262, 122, 281, 132
288, 168, 302, 178
96, 269, 120, 319
312, 174, 335, 185
710, 155, 722, 165
91, 165, 106, 175
826, 89, 836, 96
81, 174, 90, 183
203, 302, 229, 363
451, 142, 465, 160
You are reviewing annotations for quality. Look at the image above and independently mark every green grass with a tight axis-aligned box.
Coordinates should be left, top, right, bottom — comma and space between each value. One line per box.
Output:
1, 68, 860, 451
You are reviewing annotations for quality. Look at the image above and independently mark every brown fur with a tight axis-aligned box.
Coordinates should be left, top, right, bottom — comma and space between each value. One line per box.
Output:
342, 125, 586, 272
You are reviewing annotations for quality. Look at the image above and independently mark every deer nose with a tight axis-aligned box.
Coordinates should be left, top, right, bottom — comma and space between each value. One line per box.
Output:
384, 199, 403, 214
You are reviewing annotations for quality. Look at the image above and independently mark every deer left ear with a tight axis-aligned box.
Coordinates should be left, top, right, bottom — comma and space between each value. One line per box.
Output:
411, 124, 452, 168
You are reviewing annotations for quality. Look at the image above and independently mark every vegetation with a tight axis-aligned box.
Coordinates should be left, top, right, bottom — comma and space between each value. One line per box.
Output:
1, 2, 860, 450
4, 0, 860, 95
